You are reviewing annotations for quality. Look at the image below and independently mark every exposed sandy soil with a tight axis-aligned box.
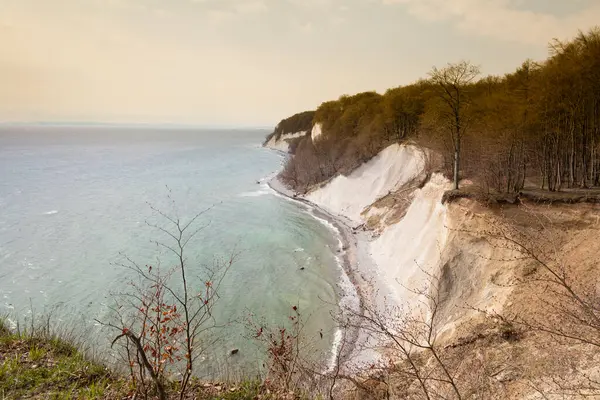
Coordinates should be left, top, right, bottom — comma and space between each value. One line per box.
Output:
268, 141, 600, 399
341, 194, 600, 399
384, 199, 600, 399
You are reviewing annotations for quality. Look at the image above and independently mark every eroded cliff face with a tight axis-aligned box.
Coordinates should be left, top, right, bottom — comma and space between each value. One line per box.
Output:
263, 111, 315, 153
264, 131, 308, 152
300, 142, 600, 399
264, 122, 323, 153
311, 123, 323, 142
419, 200, 600, 399
303, 144, 516, 333
305, 144, 426, 224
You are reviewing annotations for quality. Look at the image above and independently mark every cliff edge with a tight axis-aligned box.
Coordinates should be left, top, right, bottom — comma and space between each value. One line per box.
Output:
271, 134, 600, 399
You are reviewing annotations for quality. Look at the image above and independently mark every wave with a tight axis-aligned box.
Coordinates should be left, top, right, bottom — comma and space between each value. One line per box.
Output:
241, 171, 282, 198
239, 187, 271, 197
325, 247, 360, 373
308, 211, 343, 249
262, 170, 360, 372
258, 171, 280, 184
304, 207, 360, 373
43, 210, 59, 215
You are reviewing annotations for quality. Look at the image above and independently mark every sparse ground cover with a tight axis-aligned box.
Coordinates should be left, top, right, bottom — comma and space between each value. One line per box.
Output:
0, 320, 277, 400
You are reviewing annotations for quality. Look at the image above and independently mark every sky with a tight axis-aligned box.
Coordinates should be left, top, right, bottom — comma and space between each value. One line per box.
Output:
1, 0, 599, 126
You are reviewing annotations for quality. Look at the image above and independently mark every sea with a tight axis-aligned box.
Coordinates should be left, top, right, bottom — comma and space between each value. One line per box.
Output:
0, 125, 346, 378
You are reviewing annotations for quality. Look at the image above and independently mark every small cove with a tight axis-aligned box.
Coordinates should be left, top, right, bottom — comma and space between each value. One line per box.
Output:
0, 126, 345, 377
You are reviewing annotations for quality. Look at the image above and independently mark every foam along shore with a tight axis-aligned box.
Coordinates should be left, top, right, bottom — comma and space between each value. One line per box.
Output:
268, 176, 373, 369
304, 142, 452, 325
268, 142, 452, 368
302, 143, 451, 308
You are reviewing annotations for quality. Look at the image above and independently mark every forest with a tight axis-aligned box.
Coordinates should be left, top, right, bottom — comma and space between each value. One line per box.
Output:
277, 28, 600, 195
265, 110, 315, 143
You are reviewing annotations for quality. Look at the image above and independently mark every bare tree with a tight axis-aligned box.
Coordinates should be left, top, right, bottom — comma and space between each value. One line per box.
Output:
248, 305, 318, 393
479, 212, 600, 348
100, 198, 234, 399
468, 208, 600, 397
341, 271, 466, 400
429, 61, 481, 190
328, 326, 349, 400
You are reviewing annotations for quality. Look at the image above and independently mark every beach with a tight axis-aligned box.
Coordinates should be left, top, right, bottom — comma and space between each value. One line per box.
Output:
268, 176, 392, 372
265, 142, 453, 373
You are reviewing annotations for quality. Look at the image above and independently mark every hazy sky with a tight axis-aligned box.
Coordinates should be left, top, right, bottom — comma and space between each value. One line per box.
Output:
1, 0, 599, 125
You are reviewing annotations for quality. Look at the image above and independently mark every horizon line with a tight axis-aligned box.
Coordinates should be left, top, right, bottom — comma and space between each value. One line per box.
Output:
0, 121, 275, 130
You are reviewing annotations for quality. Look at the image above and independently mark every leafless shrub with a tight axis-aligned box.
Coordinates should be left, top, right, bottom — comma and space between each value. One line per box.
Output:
99, 196, 234, 399
467, 207, 600, 397
339, 270, 468, 400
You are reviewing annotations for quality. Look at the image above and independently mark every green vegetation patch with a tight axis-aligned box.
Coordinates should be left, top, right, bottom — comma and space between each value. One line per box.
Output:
0, 323, 282, 400
0, 330, 125, 399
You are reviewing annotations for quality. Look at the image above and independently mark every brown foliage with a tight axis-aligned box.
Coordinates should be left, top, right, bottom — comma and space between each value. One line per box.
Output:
281, 28, 600, 195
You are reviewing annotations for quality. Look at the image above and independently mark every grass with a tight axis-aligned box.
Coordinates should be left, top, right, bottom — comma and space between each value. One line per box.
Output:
186, 380, 269, 400
0, 318, 287, 399
0, 318, 126, 399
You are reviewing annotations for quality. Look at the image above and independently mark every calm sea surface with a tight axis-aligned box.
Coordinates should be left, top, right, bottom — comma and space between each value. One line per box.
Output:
0, 126, 342, 377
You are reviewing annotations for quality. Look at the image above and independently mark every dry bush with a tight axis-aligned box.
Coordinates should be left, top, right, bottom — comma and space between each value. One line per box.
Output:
100, 198, 234, 400
466, 206, 600, 397
340, 272, 471, 400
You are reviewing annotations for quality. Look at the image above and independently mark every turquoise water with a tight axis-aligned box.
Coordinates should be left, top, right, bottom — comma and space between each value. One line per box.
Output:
0, 126, 342, 377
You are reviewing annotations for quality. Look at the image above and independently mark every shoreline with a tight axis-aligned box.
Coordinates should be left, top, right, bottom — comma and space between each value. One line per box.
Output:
267, 176, 380, 371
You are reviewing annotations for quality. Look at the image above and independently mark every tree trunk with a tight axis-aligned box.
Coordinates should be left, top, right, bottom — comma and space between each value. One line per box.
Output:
454, 145, 460, 190
570, 118, 576, 188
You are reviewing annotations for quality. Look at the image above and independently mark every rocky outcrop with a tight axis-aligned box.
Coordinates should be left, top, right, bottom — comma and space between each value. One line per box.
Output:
264, 131, 308, 153
263, 111, 315, 153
